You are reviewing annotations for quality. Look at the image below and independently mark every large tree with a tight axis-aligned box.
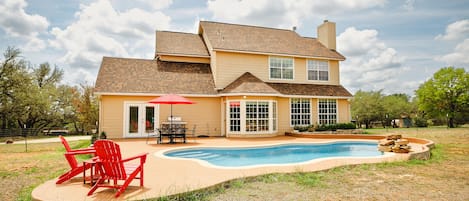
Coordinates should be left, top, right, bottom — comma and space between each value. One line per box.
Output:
351, 90, 385, 129
416, 67, 469, 127
0, 47, 31, 129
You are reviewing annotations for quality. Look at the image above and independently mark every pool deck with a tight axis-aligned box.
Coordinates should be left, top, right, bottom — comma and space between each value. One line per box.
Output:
32, 136, 431, 201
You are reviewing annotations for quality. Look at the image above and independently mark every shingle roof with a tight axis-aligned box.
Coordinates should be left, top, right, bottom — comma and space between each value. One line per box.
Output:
221, 72, 281, 95
220, 73, 352, 97
94, 57, 217, 95
199, 21, 345, 60
156, 31, 209, 57
267, 83, 352, 97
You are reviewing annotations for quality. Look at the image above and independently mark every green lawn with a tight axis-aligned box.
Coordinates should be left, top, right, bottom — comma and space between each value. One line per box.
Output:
0, 139, 91, 201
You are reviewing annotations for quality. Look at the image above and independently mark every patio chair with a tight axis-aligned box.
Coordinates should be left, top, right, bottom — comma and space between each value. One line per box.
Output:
146, 128, 161, 144
56, 135, 96, 184
190, 124, 197, 142
88, 140, 148, 198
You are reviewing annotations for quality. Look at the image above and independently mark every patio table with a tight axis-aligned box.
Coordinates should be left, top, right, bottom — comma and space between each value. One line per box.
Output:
159, 122, 186, 143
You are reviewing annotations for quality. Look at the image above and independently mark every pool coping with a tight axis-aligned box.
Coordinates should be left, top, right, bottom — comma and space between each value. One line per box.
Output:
32, 135, 434, 201
156, 139, 396, 170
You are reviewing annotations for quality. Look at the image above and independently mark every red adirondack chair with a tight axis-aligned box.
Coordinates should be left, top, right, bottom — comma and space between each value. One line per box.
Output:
88, 140, 148, 198
56, 135, 96, 184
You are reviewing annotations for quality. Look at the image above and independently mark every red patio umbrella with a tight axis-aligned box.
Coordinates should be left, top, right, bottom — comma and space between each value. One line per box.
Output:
148, 94, 194, 129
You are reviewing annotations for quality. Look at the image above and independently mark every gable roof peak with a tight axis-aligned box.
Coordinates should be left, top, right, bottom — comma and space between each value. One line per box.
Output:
198, 20, 345, 60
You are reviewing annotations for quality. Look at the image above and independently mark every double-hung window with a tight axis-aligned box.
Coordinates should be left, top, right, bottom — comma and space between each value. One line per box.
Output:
270, 57, 293, 80
290, 98, 311, 126
307, 60, 329, 81
318, 99, 337, 124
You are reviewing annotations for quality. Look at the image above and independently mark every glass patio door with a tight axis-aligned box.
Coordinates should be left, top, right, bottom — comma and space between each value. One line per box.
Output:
124, 102, 158, 138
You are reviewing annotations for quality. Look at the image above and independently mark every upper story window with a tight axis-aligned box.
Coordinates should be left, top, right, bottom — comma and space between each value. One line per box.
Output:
269, 57, 293, 80
307, 60, 329, 81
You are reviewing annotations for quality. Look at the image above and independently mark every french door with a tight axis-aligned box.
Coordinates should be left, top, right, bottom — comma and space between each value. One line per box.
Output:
124, 102, 159, 138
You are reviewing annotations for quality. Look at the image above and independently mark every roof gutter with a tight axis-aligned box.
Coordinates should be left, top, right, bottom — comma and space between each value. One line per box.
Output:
94, 92, 352, 99
212, 48, 345, 61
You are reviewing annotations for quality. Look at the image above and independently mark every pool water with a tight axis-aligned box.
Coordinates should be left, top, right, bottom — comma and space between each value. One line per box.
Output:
164, 141, 383, 167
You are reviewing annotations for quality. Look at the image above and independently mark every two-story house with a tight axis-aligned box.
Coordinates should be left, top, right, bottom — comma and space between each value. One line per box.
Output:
94, 20, 352, 139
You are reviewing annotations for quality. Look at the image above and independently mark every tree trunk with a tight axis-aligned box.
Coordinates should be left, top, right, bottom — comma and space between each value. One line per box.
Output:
449, 117, 455, 128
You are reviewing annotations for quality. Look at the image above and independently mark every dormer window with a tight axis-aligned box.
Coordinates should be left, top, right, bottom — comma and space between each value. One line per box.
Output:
269, 57, 294, 80
307, 60, 329, 81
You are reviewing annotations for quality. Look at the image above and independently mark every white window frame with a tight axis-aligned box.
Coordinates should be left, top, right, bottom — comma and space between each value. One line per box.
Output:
290, 98, 311, 126
226, 100, 278, 134
228, 101, 241, 132
269, 56, 294, 80
317, 99, 337, 125
307, 60, 329, 81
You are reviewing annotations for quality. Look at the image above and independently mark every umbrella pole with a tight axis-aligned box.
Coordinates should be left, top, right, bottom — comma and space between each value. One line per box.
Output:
170, 104, 173, 132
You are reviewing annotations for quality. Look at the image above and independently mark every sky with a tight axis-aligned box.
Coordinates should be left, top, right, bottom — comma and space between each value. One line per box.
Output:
1, 0, 468, 96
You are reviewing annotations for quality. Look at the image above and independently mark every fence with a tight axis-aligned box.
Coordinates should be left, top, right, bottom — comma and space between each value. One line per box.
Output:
0, 128, 42, 152
0, 128, 41, 138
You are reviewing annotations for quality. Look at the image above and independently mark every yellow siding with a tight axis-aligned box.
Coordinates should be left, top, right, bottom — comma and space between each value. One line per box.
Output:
99, 95, 221, 138
329, 61, 340, 85
311, 98, 319, 124
175, 97, 222, 136
215, 51, 268, 89
337, 99, 351, 123
214, 51, 341, 89
159, 55, 210, 64
276, 97, 293, 134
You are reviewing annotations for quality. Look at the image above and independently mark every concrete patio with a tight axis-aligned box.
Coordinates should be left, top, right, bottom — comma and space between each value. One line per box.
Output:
32, 136, 429, 201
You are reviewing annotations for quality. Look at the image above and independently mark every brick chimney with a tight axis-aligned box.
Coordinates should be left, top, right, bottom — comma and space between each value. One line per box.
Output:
317, 20, 336, 50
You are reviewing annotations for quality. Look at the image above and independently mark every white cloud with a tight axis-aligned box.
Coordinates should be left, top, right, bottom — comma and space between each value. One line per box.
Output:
48, 0, 171, 74
0, 0, 49, 51
207, 0, 386, 29
435, 19, 469, 67
435, 19, 469, 41
436, 39, 469, 66
337, 27, 406, 93
136, 0, 173, 10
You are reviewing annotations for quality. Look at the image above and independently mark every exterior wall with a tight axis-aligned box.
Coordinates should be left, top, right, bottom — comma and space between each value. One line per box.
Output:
99, 95, 221, 139
337, 99, 351, 123
328, 60, 340, 85
159, 55, 210, 64
276, 97, 294, 134
99, 95, 128, 139
214, 51, 341, 89
215, 52, 267, 89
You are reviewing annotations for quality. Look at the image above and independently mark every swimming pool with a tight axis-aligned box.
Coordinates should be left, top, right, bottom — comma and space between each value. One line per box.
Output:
164, 141, 384, 167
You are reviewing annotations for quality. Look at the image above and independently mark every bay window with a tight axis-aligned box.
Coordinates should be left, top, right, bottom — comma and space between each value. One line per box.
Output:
227, 100, 277, 134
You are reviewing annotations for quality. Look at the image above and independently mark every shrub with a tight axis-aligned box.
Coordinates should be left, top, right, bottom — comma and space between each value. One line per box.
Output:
315, 123, 356, 131
413, 117, 428, 127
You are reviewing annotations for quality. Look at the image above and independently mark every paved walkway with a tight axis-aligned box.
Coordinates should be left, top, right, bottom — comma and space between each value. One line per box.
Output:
32, 136, 429, 201
2, 136, 91, 145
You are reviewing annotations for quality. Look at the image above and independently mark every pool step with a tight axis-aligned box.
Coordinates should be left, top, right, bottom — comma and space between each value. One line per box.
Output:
171, 151, 220, 159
